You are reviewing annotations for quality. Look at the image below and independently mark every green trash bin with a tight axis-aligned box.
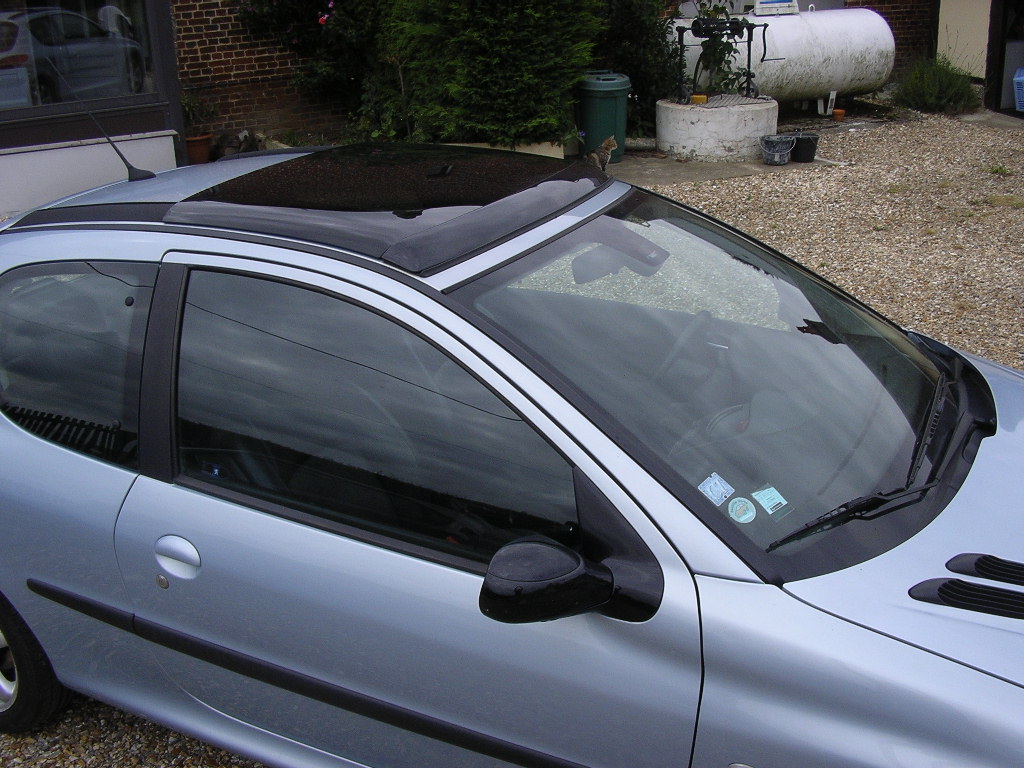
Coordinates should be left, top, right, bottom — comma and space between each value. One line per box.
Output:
577, 71, 630, 164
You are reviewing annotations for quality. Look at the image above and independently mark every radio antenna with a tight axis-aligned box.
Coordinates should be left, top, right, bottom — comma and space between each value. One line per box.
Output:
46, 56, 156, 181
82, 107, 156, 181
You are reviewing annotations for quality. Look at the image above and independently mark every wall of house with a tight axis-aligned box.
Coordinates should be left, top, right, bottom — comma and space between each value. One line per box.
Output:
844, 0, 935, 70
936, 0, 989, 76
172, 1, 347, 140
0, 132, 178, 219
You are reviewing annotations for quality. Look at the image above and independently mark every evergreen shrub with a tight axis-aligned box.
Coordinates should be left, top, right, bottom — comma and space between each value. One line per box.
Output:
238, 0, 680, 144
380, 0, 602, 147
894, 55, 981, 115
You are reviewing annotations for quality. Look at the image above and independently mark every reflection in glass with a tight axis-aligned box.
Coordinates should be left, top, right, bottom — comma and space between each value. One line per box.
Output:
456, 191, 942, 567
0, 261, 156, 468
0, 1, 151, 109
177, 271, 578, 562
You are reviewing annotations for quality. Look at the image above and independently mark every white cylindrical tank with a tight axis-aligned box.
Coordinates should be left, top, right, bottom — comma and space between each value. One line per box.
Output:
677, 8, 895, 101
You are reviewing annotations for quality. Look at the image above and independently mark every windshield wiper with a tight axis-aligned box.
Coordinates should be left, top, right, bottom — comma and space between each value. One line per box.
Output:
766, 481, 939, 552
905, 371, 949, 488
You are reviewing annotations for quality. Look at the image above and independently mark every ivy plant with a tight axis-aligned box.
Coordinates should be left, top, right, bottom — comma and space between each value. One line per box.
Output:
692, 0, 741, 96
238, 0, 384, 110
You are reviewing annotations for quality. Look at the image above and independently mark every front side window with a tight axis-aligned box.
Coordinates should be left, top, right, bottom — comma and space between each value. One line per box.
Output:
176, 270, 578, 563
455, 191, 968, 580
0, 1, 151, 109
0, 260, 156, 467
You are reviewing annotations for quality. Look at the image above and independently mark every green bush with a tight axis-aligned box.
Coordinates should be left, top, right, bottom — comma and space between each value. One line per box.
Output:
894, 55, 981, 114
238, 0, 682, 145
590, 0, 681, 137
380, 0, 602, 147
180, 91, 217, 135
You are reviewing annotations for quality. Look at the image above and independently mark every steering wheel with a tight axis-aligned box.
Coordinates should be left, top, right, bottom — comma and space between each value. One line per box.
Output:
651, 310, 712, 382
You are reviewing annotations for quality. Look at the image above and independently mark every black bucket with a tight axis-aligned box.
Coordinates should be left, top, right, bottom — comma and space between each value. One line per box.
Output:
759, 135, 796, 166
791, 132, 819, 163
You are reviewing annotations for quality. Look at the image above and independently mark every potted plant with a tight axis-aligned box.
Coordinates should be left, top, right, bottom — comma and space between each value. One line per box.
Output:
180, 91, 217, 164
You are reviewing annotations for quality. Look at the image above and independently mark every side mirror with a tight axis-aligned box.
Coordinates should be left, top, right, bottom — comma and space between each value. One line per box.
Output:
479, 536, 614, 624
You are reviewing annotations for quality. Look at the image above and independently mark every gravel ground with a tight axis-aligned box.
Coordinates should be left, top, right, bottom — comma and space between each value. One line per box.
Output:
0, 695, 265, 767
649, 110, 1024, 371
1, 107, 1022, 767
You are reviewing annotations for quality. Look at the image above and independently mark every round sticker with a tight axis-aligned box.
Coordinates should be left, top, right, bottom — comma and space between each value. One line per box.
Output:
728, 497, 756, 524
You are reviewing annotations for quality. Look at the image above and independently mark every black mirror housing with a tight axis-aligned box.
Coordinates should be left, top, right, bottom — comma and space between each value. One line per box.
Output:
479, 536, 614, 623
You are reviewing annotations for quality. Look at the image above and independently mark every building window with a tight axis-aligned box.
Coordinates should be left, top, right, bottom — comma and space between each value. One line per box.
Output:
0, 1, 153, 110
0, 0, 176, 154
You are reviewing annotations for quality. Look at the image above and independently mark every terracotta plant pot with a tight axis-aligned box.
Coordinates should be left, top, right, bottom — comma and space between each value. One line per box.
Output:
185, 133, 213, 164
832, 108, 846, 123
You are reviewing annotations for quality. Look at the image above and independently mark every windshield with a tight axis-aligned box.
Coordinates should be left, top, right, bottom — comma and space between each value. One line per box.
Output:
455, 190, 959, 580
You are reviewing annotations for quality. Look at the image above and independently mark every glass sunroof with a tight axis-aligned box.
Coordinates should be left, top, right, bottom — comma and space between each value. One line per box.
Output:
12, 144, 610, 276
171, 143, 608, 273
186, 143, 593, 211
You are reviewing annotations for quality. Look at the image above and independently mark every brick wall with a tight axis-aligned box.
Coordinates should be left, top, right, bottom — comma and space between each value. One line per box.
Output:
846, 0, 937, 71
172, 0, 347, 138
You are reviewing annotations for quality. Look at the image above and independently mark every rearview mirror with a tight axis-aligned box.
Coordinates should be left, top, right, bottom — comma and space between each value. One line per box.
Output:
571, 246, 625, 284
478, 536, 614, 623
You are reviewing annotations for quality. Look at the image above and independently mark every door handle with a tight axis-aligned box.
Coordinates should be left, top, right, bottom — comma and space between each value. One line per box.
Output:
155, 535, 201, 580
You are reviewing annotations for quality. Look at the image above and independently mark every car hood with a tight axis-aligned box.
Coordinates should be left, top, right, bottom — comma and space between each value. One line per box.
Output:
786, 355, 1024, 687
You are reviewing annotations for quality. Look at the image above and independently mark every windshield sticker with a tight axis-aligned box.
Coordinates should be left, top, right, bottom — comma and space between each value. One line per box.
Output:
728, 497, 756, 523
699, 473, 735, 506
753, 485, 792, 519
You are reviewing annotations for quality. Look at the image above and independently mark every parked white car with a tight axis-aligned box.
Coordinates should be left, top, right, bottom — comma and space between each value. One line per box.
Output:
0, 7, 143, 105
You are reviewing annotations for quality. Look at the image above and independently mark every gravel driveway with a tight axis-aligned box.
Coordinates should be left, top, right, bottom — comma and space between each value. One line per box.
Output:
650, 110, 1024, 371
1, 108, 1022, 767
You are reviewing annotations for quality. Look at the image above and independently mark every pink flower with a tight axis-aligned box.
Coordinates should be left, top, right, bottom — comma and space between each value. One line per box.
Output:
318, 13, 328, 24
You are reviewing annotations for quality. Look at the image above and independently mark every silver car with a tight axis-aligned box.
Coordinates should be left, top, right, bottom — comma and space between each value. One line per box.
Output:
0, 144, 1021, 768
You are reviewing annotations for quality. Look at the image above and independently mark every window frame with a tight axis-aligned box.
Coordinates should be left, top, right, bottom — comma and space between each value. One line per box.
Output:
145, 260, 583, 573
0, 2, 179, 151
0, 258, 157, 469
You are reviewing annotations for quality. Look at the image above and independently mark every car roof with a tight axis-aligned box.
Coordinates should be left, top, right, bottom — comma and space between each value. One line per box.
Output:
7, 144, 610, 275
41, 150, 307, 206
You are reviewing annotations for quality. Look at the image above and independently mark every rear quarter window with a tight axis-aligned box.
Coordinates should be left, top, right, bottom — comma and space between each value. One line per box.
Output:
0, 261, 156, 468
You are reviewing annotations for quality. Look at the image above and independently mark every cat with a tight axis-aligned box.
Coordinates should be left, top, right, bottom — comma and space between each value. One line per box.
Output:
583, 135, 617, 171
210, 128, 261, 160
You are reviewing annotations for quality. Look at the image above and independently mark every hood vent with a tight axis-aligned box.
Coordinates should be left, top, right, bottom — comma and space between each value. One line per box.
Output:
945, 553, 1024, 587
910, 578, 1024, 620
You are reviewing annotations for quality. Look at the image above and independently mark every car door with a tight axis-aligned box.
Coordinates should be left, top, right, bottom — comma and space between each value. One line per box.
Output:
114, 252, 703, 768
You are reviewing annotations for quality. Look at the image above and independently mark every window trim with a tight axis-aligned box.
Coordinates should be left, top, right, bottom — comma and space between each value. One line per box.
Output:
177, 472, 494, 575
145, 261, 582, 572
138, 260, 184, 481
